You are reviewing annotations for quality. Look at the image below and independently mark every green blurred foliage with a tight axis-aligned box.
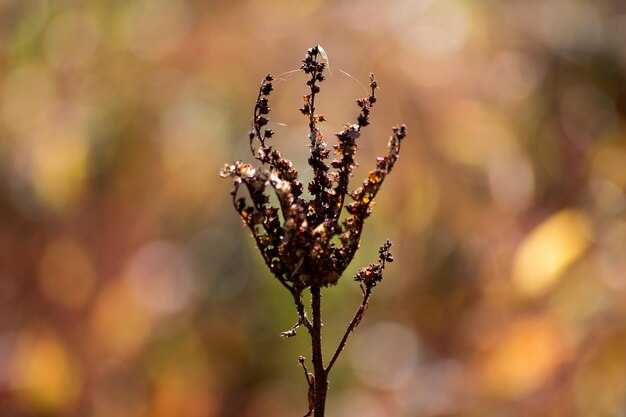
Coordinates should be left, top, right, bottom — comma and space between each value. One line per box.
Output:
1, 0, 626, 416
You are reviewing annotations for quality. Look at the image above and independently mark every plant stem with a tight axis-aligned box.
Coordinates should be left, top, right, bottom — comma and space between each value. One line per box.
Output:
310, 285, 328, 416
326, 285, 372, 375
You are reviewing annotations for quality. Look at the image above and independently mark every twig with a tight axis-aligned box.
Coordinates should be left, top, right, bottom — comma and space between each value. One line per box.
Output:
293, 290, 313, 333
281, 321, 301, 338
325, 285, 372, 375
299, 356, 315, 417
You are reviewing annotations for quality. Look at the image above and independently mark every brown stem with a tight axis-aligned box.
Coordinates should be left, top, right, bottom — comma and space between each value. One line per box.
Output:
310, 285, 328, 416
293, 290, 313, 332
326, 285, 372, 375
298, 356, 314, 417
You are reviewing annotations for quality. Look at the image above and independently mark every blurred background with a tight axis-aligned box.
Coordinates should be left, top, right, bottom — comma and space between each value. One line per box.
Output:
1, 0, 626, 416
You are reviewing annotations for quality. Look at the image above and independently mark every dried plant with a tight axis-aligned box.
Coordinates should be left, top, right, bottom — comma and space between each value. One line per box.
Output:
220, 46, 406, 416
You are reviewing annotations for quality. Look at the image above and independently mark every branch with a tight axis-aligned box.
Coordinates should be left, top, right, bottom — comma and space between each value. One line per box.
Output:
250, 74, 274, 160
337, 125, 407, 271
325, 285, 372, 375
227, 180, 293, 294
293, 290, 313, 333
330, 73, 378, 223
326, 240, 393, 375
299, 356, 314, 417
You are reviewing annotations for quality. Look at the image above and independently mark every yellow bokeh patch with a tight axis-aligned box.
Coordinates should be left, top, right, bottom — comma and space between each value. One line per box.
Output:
482, 316, 566, 398
31, 130, 88, 212
512, 209, 591, 298
11, 328, 80, 413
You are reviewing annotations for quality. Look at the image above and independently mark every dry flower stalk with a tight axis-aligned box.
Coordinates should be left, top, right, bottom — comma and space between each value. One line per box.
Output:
220, 46, 406, 416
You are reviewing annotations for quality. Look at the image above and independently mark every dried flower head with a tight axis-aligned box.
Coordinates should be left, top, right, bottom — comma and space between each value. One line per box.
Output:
220, 46, 407, 294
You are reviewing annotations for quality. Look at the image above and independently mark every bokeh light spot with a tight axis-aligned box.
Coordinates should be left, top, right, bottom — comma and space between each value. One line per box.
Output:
482, 316, 566, 398
11, 328, 80, 413
512, 209, 591, 298
487, 152, 535, 212
90, 278, 154, 357
349, 321, 419, 390
126, 240, 195, 314
31, 127, 89, 212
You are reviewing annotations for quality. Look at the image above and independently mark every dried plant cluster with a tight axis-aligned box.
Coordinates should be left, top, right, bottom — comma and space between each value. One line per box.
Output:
220, 46, 406, 416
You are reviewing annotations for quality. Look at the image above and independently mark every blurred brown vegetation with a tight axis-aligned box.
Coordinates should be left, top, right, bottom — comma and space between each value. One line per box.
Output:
1, 0, 626, 416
